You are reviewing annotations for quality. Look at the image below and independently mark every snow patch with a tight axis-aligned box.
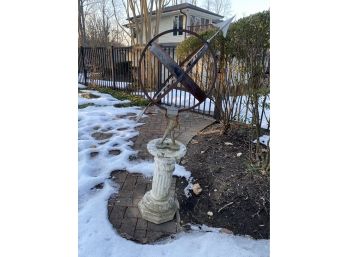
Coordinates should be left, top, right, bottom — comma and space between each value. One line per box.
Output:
78, 89, 130, 106
78, 84, 269, 257
184, 177, 194, 198
253, 135, 270, 146
138, 90, 270, 129
79, 83, 87, 89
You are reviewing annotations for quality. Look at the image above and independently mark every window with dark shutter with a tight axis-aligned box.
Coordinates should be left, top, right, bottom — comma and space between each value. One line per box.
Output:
178, 15, 183, 35
173, 16, 178, 36
173, 15, 184, 36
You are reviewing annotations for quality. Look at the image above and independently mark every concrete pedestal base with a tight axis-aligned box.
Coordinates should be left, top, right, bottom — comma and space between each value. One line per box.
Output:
138, 138, 186, 224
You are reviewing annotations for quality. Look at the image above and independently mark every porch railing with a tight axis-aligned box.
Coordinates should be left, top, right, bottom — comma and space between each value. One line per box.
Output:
186, 24, 215, 34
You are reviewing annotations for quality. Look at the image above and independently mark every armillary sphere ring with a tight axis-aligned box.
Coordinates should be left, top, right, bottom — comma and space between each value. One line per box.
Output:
138, 29, 218, 113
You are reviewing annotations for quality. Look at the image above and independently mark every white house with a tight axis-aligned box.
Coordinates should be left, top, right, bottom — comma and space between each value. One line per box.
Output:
126, 3, 223, 46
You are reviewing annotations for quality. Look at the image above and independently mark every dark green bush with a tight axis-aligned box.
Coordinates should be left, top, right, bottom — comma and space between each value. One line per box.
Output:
177, 11, 270, 172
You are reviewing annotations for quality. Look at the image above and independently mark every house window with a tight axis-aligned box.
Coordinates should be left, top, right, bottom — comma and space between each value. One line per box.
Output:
193, 16, 200, 26
190, 15, 195, 26
200, 18, 209, 26
173, 15, 184, 36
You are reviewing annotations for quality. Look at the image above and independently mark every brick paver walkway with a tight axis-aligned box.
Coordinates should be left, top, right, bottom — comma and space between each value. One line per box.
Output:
108, 107, 215, 244
108, 171, 180, 244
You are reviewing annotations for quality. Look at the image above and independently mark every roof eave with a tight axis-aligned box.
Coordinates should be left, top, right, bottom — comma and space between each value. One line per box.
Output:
127, 4, 224, 21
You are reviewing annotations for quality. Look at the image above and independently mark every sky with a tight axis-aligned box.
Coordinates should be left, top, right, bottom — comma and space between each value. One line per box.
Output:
230, 0, 269, 19
197, 0, 270, 20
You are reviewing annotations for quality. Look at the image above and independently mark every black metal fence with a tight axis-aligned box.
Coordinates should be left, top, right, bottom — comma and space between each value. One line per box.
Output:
79, 46, 174, 90
78, 46, 216, 117
78, 46, 270, 129
78, 46, 133, 90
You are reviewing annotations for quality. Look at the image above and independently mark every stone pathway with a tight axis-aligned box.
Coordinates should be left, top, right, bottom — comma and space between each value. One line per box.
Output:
133, 106, 215, 160
108, 106, 215, 244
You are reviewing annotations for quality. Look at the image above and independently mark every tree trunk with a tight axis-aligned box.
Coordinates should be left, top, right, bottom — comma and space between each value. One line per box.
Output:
78, 0, 87, 46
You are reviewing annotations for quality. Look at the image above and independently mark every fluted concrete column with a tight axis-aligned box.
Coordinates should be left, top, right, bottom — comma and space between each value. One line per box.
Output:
138, 138, 186, 224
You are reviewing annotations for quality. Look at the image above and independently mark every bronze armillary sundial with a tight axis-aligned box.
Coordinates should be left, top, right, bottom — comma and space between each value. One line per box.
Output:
137, 18, 234, 225
137, 18, 234, 149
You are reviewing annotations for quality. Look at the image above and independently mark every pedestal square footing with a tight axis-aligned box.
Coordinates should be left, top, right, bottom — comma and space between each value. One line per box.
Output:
108, 171, 181, 244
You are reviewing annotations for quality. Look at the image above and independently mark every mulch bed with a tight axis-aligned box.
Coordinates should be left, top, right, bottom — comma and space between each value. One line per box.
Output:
176, 122, 270, 239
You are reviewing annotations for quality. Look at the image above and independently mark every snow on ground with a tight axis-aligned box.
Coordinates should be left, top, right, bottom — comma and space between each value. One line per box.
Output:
253, 135, 270, 146
139, 89, 270, 129
78, 89, 129, 106
78, 74, 269, 129
78, 73, 130, 89
85, 79, 130, 89
78, 85, 270, 257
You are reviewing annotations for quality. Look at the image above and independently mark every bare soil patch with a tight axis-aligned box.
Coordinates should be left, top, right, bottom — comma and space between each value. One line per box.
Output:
176, 123, 270, 239
91, 132, 113, 140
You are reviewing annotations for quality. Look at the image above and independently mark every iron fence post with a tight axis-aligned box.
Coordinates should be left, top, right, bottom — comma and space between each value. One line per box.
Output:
81, 46, 88, 86
111, 46, 116, 89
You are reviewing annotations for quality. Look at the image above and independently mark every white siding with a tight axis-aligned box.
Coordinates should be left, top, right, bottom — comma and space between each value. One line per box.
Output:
139, 13, 186, 44
157, 14, 186, 44
134, 9, 222, 45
